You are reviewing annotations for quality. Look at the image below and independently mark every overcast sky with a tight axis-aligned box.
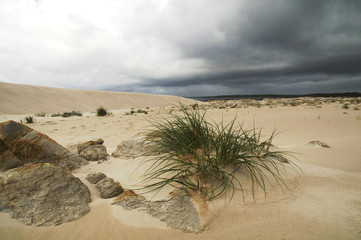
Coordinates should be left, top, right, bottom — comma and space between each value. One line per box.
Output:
0, 0, 360, 96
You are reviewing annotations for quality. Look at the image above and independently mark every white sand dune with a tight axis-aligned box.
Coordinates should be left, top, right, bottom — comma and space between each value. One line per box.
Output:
0, 82, 196, 115
0, 83, 360, 239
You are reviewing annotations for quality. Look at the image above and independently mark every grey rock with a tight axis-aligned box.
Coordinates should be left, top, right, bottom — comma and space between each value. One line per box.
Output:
111, 136, 159, 159
77, 138, 108, 161
307, 140, 330, 148
0, 120, 88, 172
113, 189, 204, 233
95, 177, 124, 198
0, 163, 91, 226
86, 172, 106, 184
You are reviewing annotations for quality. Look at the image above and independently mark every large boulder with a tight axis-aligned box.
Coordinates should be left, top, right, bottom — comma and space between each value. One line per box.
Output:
113, 189, 204, 233
77, 138, 109, 161
0, 163, 91, 226
0, 120, 88, 171
111, 136, 159, 159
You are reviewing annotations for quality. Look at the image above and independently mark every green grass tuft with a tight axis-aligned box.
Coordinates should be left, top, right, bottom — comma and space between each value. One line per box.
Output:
35, 112, 46, 117
138, 105, 298, 202
61, 111, 82, 117
24, 116, 34, 124
96, 107, 108, 117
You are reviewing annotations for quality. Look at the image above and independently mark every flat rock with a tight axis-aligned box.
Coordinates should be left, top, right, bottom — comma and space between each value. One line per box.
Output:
111, 136, 159, 159
113, 189, 204, 233
86, 172, 106, 184
0, 120, 88, 171
95, 177, 124, 198
0, 163, 91, 226
77, 138, 109, 161
307, 140, 330, 148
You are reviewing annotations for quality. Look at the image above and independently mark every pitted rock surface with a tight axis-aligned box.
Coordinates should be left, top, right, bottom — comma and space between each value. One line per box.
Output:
0, 120, 88, 171
0, 163, 91, 226
86, 172, 106, 184
77, 138, 108, 161
113, 189, 204, 233
95, 177, 124, 198
111, 136, 159, 159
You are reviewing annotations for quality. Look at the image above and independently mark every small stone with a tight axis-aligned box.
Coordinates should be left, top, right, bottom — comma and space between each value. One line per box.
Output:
307, 140, 330, 148
95, 177, 124, 198
77, 138, 109, 161
86, 172, 106, 184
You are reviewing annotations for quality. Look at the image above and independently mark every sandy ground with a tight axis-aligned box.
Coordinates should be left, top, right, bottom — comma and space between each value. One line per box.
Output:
0, 85, 361, 239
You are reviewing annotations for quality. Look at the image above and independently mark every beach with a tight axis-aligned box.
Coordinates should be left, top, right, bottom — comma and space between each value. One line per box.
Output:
1, 83, 361, 239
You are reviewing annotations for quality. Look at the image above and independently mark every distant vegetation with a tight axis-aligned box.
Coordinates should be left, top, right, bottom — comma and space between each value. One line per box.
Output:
342, 104, 350, 109
51, 111, 82, 117
96, 107, 108, 117
35, 112, 46, 117
24, 116, 34, 124
125, 108, 148, 115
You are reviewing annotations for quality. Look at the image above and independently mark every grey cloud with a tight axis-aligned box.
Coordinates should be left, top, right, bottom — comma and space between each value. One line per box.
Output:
1, 0, 361, 96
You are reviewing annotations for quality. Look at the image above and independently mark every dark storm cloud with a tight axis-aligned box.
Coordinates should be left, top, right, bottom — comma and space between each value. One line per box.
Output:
124, 0, 361, 95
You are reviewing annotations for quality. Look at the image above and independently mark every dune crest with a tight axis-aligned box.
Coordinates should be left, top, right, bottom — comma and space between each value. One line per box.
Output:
0, 82, 195, 115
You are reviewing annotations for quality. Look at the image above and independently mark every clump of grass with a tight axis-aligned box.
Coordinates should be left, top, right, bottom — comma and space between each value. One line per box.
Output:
354, 107, 360, 111
342, 104, 350, 109
139, 105, 297, 203
35, 112, 46, 117
51, 113, 61, 117
126, 109, 148, 115
96, 107, 108, 117
24, 116, 34, 124
62, 111, 83, 118
136, 109, 148, 114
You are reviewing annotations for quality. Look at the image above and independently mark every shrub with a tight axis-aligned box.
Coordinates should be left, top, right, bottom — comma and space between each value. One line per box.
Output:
139, 105, 297, 202
136, 109, 148, 114
61, 111, 82, 118
342, 104, 349, 109
35, 112, 46, 117
96, 107, 108, 116
25, 116, 34, 124
51, 113, 61, 117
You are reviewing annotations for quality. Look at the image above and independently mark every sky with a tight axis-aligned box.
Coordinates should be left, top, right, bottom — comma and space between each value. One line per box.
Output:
0, 0, 360, 97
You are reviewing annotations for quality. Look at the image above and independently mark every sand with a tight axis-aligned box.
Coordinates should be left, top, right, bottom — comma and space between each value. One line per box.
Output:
0, 83, 361, 239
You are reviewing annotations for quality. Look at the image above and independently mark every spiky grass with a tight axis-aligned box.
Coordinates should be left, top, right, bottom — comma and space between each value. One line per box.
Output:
139, 105, 298, 202
24, 116, 35, 124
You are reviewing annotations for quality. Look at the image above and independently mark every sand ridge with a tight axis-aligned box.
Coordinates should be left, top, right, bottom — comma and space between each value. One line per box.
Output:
0, 82, 197, 115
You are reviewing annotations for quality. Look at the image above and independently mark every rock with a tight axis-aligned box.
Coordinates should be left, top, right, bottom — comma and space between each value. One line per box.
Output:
112, 136, 158, 159
86, 172, 106, 184
0, 163, 91, 226
307, 140, 330, 148
0, 140, 22, 170
113, 189, 204, 233
77, 138, 108, 162
0, 120, 88, 171
113, 190, 148, 210
95, 177, 124, 198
